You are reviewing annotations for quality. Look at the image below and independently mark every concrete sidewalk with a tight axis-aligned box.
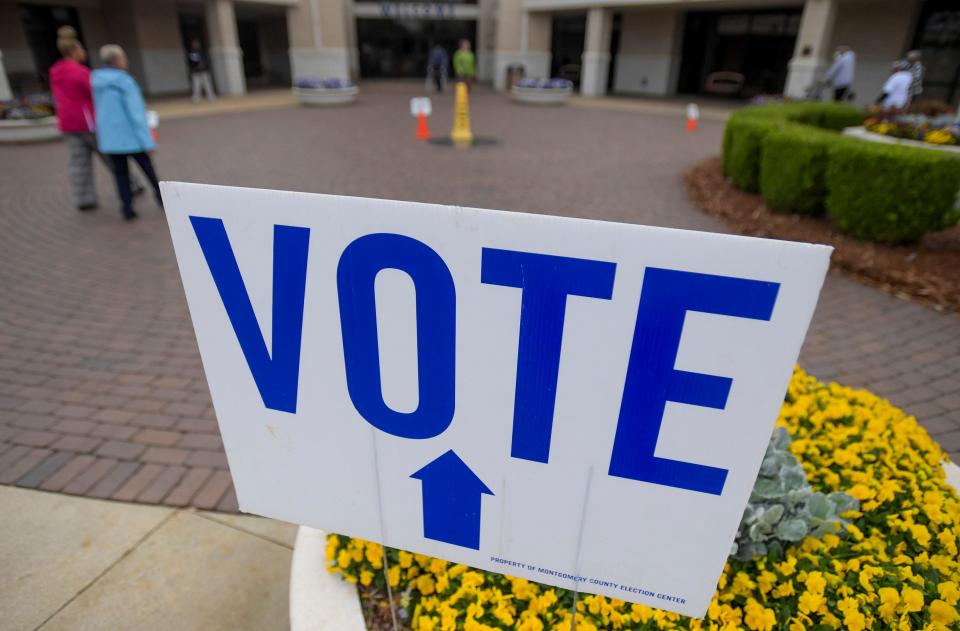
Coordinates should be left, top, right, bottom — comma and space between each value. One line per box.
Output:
0, 486, 295, 631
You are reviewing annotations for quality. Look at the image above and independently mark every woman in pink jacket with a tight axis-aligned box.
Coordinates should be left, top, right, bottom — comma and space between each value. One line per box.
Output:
49, 33, 140, 211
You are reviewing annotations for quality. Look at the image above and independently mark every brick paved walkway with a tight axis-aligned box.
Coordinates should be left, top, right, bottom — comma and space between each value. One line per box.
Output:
1, 83, 957, 511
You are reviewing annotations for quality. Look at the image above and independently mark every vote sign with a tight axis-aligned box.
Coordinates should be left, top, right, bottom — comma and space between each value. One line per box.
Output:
410, 97, 432, 117
163, 182, 830, 618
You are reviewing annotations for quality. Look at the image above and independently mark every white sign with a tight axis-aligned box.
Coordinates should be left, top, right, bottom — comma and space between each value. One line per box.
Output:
410, 97, 432, 117
162, 182, 830, 618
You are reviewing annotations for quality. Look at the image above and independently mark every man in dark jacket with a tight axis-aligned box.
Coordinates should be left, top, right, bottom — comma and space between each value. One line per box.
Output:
427, 44, 449, 93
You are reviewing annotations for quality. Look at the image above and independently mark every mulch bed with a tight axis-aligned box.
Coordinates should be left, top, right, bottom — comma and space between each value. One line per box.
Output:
685, 157, 960, 313
359, 586, 410, 631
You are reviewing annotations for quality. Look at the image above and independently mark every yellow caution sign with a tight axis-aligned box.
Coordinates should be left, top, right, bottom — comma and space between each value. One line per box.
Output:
450, 82, 474, 147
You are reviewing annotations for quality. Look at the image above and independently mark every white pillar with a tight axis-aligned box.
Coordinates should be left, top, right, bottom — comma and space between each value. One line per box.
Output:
581, 7, 612, 97
492, 1, 551, 90
286, 0, 351, 82
0, 51, 12, 101
206, 0, 246, 96
784, 0, 838, 99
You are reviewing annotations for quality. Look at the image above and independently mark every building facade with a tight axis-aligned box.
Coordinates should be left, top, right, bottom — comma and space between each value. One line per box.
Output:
1, 0, 957, 106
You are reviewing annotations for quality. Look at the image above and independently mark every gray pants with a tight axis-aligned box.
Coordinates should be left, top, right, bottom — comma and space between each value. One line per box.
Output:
64, 132, 142, 209
191, 71, 216, 103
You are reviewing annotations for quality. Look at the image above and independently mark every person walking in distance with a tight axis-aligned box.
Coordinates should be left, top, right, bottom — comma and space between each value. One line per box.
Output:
823, 45, 855, 102
453, 39, 476, 86
876, 61, 913, 111
91, 45, 163, 221
49, 28, 142, 211
906, 50, 924, 105
427, 43, 449, 93
187, 38, 216, 104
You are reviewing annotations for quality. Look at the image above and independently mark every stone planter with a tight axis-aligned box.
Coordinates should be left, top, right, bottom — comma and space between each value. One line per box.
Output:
842, 126, 960, 154
511, 85, 572, 105
288, 464, 960, 630
289, 527, 365, 631
294, 86, 359, 107
0, 116, 59, 143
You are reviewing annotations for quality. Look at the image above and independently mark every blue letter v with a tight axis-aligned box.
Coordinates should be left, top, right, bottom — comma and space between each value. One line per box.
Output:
190, 216, 309, 413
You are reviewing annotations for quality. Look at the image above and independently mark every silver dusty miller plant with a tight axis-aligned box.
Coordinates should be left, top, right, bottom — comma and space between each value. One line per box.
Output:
730, 427, 859, 561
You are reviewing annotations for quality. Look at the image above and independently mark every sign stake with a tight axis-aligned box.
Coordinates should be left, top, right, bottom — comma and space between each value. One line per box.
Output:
371, 429, 400, 631
569, 466, 594, 631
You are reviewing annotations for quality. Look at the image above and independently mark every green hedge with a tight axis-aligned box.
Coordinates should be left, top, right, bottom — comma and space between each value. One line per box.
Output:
760, 126, 842, 215
723, 117, 780, 191
826, 141, 960, 244
722, 102, 960, 243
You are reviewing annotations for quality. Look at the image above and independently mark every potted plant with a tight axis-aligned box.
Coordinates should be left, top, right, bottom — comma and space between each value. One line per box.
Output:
293, 78, 358, 106
0, 95, 59, 144
510, 78, 574, 105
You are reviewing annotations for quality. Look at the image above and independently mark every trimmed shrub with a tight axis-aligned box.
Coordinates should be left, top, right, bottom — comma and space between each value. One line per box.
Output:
826, 140, 960, 243
781, 101, 865, 131
760, 126, 842, 215
723, 101, 960, 243
722, 102, 862, 193
722, 116, 780, 191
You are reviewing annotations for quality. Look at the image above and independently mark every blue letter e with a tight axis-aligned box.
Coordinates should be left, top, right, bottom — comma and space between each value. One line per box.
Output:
190, 217, 309, 414
608, 268, 779, 495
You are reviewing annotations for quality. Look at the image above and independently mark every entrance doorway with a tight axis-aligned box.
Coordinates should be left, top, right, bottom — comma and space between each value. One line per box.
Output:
912, 0, 960, 104
17, 3, 83, 90
356, 18, 476, 78
234, 3, 290, 88
677, 9, 801, 98
550, 14, 585, 87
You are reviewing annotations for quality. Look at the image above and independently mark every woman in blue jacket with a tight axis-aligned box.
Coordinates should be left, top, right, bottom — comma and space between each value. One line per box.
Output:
92, 45, 162, 220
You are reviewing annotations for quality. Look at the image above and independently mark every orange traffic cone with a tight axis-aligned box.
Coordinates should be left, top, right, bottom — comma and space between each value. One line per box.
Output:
415, 112, 431, 140
686, 103, 699, 132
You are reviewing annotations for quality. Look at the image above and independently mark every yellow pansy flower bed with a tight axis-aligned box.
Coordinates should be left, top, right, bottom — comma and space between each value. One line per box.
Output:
326, 369, 960, 630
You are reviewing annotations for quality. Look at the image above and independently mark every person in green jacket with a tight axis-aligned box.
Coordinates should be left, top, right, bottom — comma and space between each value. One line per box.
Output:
452, 39, 476, 85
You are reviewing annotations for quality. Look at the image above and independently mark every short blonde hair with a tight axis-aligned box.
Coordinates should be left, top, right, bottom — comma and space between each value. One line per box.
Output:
57, 25, 78, 40
99, 44, 126, 66
57, 37, 80, 57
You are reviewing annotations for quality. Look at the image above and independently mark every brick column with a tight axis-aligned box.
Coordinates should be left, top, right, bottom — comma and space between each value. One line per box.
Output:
206, 0, 245, 96
784, 0, 838, 99
580, 7, 612, 97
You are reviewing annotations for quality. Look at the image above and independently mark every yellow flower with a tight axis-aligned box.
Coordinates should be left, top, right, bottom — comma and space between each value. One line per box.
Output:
878, 586, 900, 621
416, 574, 436, 596
388, 565, 400, 587
731, 571, 756, 597
757, 570, 777, 596
360, 570, 374, 586
929, 599, 959, 625
776, 556, 797, 576
398, 551, 413, 568
337, 549, 352, 569
772, 581, 795, 599
804, 571, 826, 594
910, 524, 931, 548
901, 586, 924, 613
938, 581, 960, 606
797, 591, 823, 614
844, 609, 866, 631
743, 599, 776, 631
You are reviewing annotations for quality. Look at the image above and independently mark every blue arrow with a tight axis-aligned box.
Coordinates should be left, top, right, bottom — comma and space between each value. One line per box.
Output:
411, 450, 494, 550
